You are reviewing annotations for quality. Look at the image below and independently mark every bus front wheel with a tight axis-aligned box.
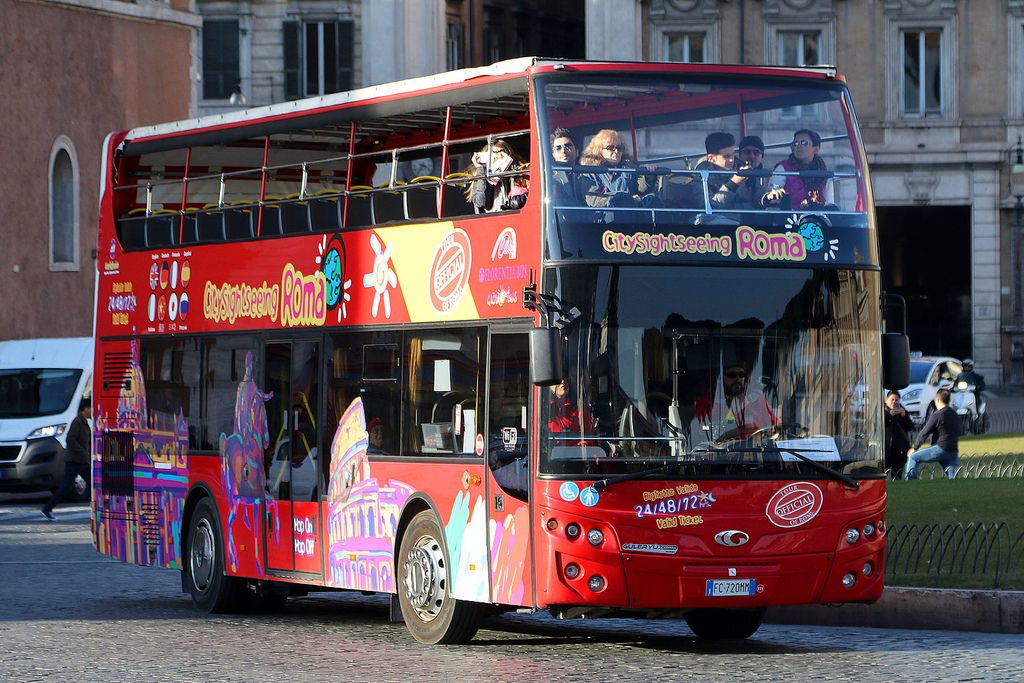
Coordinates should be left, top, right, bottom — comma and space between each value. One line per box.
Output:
685, 608, 765, 640
396, 510, 483, 644
184, 498, 248, 613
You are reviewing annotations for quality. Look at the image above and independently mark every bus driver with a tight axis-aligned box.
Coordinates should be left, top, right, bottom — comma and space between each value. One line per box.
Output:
695, 363, 777, 441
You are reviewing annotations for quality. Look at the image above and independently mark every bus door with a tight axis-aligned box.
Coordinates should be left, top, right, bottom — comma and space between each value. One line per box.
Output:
264, 339, 323, 575
485, 332, 535, 606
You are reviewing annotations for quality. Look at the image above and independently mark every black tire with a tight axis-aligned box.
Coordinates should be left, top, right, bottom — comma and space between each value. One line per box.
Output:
685, 608, 765, 640
183, 498, 250, 613
396, 510, 484, 644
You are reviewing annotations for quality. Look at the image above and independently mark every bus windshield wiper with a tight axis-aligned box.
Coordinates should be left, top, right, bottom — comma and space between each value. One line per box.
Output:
592, 444, 861, 490
592, 460, 694, 490
773, 446, 860, 489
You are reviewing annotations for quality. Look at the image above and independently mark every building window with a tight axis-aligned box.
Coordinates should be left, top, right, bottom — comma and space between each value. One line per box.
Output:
49, 138, 79, 271
201, 20, 239, 100
902, 29, 942, 117
284, 20, 354, 100
665, 32, 705, 63
1010, 19, 1024, 119
780, 30, 820, 67
446, 19, 464, 70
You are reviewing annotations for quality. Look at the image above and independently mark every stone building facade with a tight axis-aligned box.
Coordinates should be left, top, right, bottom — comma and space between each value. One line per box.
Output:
0, 0, 198, 339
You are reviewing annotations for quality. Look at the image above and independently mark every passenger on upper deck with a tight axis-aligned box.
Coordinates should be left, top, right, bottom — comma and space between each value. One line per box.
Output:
733, 135, 771, 209
763, 129, 835, 210
578, 129, 658, 208
549, 127, 582, 206
688, 132, 759, 210
467, 139, 528, 213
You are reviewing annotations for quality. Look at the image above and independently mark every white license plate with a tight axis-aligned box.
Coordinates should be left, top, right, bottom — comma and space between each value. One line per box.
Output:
705, 579, 756, 597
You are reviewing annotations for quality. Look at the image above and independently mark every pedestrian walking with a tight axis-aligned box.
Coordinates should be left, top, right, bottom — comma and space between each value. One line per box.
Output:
41, 398, 91, 519
904, 389, 959, 480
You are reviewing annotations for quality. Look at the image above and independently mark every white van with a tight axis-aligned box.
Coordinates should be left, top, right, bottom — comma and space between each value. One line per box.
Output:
0, 337, 93, 499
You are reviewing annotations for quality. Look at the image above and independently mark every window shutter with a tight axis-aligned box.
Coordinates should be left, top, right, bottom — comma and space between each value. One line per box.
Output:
336, 20, 354, 91
284, 21, 301, 101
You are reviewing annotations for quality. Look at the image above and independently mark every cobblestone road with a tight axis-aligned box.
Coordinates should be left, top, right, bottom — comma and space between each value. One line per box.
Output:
2, 499, 1021, 682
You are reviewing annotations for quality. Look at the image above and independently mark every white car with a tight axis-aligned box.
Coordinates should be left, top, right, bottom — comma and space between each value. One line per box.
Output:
898, 355, 963, 425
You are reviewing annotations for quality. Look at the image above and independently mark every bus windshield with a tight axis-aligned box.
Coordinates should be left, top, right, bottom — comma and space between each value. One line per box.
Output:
540, 266, 882, 479
538, 73, 866, 223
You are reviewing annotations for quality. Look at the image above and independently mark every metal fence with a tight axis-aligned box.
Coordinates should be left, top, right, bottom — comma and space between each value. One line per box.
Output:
885, 522, 1024, 589
981, 410, 1024, 435
901, 454, 1024, 480
888, 453, 1024, 480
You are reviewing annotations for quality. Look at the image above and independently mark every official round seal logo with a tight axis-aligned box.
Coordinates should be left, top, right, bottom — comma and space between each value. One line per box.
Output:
765, 482, 823, 528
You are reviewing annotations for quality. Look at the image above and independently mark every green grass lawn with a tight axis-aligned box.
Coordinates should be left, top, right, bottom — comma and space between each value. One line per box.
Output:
959, 431, 1024, 456
886, 478, 1022, 526
885, 478, 1024, 590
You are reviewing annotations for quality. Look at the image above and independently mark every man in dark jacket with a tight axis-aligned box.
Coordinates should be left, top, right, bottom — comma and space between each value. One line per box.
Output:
904, 388, 959, 480
884, 390, 915, 478
41, 398, 91, 519
688, 131, 757, 210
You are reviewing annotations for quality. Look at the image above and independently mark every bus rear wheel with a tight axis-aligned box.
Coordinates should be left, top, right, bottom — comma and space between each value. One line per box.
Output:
184, 498, 248, 613
396, 510, 483, 644
685, 608, 765, 640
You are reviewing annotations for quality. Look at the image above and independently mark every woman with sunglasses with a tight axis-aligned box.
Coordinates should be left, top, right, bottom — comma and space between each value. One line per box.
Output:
578, 129, 657, 208
763, 128, 834, 209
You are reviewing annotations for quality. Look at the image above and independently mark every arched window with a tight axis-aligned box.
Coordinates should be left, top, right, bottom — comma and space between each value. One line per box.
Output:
49, 137, 80, 270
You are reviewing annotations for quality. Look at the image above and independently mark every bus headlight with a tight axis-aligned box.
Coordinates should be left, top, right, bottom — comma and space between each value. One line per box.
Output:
842, 573, 857, 588
845, 528, 860, 544
564, 563, 581, 580
863, 523, 875, 537
586, 529, 604, 546
588, 575, 606, 592
862, 562, 874, 577
565, 523, 581, 540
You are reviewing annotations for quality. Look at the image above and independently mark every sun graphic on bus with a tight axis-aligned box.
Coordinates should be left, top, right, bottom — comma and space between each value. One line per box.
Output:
362, 233, 397, 318
316, 234, 352, 322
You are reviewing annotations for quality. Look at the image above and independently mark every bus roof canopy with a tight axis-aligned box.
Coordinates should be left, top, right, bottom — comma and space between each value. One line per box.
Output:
120, 58, 839, 156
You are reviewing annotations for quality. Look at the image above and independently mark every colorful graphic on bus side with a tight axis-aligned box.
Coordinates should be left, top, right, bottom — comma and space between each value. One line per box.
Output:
96, 217, 536, 338
93, 340, 187, 570
221, 351, 273, 575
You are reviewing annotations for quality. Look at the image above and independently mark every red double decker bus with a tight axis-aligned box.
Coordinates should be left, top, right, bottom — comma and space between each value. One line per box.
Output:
92, 58, 905, 643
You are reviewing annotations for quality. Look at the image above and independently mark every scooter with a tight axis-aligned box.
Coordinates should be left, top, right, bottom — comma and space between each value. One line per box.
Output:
949, 380, 987, 435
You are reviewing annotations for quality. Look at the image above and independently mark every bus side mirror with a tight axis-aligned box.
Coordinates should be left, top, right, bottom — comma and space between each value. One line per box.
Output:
882, 332, 910, 390
530, 327, 564, 386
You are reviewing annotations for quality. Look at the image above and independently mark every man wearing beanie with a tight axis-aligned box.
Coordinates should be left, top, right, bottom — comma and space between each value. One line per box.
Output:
734, 135, 770, 209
